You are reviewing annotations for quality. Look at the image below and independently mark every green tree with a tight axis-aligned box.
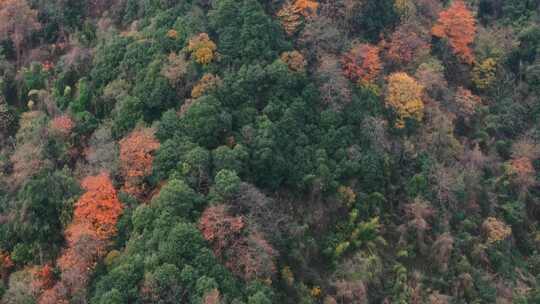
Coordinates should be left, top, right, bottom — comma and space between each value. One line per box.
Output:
212, 144, 249, 175
209, 0, 287, 64
134, 59, 177, 122
6, 168, 81, 261
214, 169, 241, 198
349, 0, 399, 42
180, 96, 230, 148
151, 179, 203, 220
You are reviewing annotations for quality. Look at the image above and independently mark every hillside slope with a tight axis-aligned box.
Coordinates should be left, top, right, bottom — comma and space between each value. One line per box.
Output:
0, 0, 539, 303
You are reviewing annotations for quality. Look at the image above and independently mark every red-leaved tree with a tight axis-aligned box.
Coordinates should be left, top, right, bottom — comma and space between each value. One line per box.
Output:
341, 44, 382, 84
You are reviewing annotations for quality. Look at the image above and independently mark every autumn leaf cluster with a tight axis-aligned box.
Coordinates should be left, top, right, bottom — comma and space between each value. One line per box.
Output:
385, 72, 424, 128
119, 128, 160, 197
188, 33, 217, 65
432, 0, 476, 64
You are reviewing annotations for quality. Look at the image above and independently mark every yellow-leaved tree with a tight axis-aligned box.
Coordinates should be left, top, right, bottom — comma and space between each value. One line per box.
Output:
385, 72, 424, 128
472, 58, 497, 89
187, 33, 217, 65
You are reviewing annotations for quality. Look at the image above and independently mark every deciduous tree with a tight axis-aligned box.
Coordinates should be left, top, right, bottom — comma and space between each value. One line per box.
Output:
472, 58, 497, 89
199, 205, 244, 257
385, 72, 424, 128
277, 0, 318, 36
276, 2, 302, 36
454, 87, 481, 117
39, 173, 122, 304
482, 217, 511, 244
293, 0, 319, 17
191, 74, 222, 99
384, 24, 430, 67
431, 0, 476, 64
0, 0, 41, 65
49, 115, 75, 138
280, 51, 306, 72
188, 33, 217, 65
199, 205, 277, 281
341, 44, 382, 85
73, 173, 123, 240
119, 128, 160, 198
0, 252, 14, 284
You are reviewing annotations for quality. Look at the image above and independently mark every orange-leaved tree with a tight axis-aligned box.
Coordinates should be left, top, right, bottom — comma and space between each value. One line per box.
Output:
280, 50, 307, 72
119, 128, 160, 198
431, 0, 476, 64
293, 0, 319, 17
341, 43, 382, 85
199, 204, 245, 257
73, 173, 124, 240
39, 173, 123, 304
277, 0, 318, 35
191, 73, 222, 99
277, 2, 302, 36
0, 251, 13, 284
385, 72, 424, 128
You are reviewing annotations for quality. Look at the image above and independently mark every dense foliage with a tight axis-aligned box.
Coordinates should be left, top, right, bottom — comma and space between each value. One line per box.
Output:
0, 0, 539, 303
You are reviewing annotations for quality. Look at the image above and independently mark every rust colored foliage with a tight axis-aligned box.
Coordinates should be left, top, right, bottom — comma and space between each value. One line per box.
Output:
280, 50, 306, 72
39, 173, 122, 304
166, 29, 178, 39
49, 115, 74, 138
203, 289, 221, 304
199, 205, 245, 257
0, 252, 13, 282
385, 24, 430, 66
341, 44, 382, 84
34, 265, 55, 290
277, 2, 301, 36
187, 33, 217, 65
74, 173, 124, 240
191, 73, 222, 99
431, 0, 476, 64
454, 87, 481, 117
199, 205, 277, 281
293, 0, 319, 17
509, 157, 536, 187
277, 0, 318, 35
119, 128, 160, 197
41, 60, 54, 72
226, 232, 277, 281
482, 217, 511, 244
511, 157, 533, 173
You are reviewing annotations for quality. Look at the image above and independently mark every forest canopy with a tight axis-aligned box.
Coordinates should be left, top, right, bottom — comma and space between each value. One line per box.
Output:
0, 0, 539, 303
